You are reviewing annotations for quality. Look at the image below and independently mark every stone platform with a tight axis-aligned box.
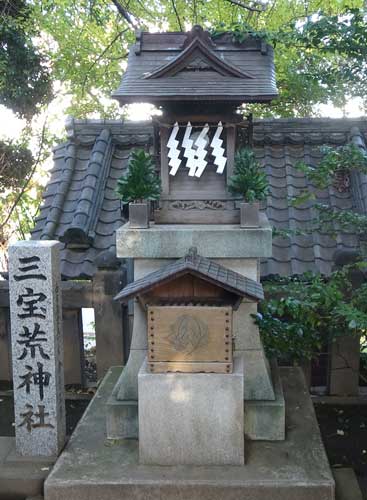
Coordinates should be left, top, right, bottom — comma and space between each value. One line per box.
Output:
45, 366, 335, 500
0, 437, 54, 500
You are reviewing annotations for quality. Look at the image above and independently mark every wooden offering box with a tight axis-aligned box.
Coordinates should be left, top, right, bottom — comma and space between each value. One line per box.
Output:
114, 248, 264, 375
148, 305, 232, 374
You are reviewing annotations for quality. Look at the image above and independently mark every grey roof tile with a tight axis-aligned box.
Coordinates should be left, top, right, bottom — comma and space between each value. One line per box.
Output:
30, 117, 367, 279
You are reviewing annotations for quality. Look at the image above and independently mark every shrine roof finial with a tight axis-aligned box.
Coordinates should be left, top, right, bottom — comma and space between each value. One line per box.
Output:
183, 25, 216, 48
186, 247, 199, 262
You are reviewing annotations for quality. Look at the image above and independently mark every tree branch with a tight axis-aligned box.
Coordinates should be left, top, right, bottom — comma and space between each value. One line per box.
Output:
170, 0, 183, 31
0, 117, 48, 233
82, 28, 128, 93
224, 0, 266, 13
111, 0, 139, 28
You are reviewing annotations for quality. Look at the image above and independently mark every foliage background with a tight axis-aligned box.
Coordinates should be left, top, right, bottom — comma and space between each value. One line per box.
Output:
0, 0, 366, 249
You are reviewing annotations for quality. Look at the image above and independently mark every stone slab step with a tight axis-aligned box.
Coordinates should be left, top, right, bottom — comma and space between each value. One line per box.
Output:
0, 437, 53, 500
333, 468, 363, 500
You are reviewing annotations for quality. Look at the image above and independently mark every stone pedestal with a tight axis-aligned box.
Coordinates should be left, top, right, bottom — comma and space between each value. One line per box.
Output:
45, 366, 335, 500
138, 356, 244, 466
115, 217, 272, 260
111, 217, 274, 407
107, 217, 280, 441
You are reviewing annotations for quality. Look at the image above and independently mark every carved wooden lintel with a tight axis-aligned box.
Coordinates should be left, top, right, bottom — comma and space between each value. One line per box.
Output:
170, 200, 226, 211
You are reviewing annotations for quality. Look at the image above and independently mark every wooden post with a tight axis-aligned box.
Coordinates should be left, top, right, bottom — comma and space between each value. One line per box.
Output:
93, 252, 126, 380
0, 307, 11, 382
62, 309, 85, 386
328, 335, 360, 396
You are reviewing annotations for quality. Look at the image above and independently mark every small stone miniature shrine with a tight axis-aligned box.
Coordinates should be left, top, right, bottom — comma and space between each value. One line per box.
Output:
44, 25, 335, 500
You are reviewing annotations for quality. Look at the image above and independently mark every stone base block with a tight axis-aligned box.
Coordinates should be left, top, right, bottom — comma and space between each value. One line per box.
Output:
333, 468, 363, 500
0, 437, 53, 500
244, 360, 285, 441
240, 349, 275, 400
138, 356, 244, 466
106, 397, 138, 439
44, 366, 335, 500
116, 216, 272, 259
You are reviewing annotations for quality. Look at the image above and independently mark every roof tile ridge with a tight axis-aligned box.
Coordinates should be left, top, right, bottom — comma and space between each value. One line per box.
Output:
349, 126, 367, 153
349, 126, 367, 216
60, 129, 113, 247
87, 130, 115, 242
39, 140, 77, 240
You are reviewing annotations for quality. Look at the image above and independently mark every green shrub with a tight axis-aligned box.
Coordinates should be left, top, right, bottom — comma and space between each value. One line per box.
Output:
256, 266, 367, 362
116, 149, 160, 204
228, 148, 268, 202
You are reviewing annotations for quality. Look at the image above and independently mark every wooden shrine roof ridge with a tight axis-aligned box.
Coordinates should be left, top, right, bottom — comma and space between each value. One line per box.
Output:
114, 247, 264, 303
112, 25, 277, 104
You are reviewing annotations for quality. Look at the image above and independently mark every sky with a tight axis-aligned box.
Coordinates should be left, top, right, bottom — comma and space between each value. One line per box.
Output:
1, 97, 365, 150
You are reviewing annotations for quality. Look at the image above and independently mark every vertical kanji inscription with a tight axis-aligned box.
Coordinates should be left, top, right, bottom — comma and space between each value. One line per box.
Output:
9, 241, 65, 457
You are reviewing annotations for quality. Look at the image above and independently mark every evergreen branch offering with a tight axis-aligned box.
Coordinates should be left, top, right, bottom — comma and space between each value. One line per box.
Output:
116, 149, 161, 204
228, 147, 268, 202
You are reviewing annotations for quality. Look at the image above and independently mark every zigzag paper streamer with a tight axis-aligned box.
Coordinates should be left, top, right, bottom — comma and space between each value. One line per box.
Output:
182, 122, 197, 176
211, 121, 227, 174
193, 124, 209, 178
167, 122, 181, 176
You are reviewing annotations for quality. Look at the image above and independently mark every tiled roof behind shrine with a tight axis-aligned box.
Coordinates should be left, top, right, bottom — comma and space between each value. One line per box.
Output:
31, 117, 367, 280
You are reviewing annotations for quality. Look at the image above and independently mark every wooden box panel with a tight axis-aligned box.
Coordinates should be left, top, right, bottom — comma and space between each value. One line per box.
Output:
148, 361, 232, 374
147, 305, 232, 373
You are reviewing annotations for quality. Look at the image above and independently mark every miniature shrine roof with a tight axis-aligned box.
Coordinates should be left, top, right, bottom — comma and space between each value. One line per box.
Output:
114, 248, 264, 303
31, 117, 367, 280
112, 26, 277, 104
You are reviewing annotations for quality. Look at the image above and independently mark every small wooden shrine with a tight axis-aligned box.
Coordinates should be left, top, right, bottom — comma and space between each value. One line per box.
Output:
115, 248, 263, 374
113, 25, 278, 224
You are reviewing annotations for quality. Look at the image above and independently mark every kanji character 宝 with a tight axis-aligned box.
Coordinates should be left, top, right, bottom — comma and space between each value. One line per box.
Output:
17, 288, 46, 319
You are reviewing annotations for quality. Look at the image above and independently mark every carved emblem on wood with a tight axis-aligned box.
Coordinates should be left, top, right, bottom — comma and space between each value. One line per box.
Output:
168, 315, 208, 355
170, 200, 226, 210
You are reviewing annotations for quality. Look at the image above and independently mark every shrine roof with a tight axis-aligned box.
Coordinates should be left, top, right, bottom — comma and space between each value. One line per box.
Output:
30, 116, 367, 280
112, 26, 277, 104
114, 248, 264, 302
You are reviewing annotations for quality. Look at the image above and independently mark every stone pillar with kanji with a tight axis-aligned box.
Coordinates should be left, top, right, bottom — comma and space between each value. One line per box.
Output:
9, 240, 66, 457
